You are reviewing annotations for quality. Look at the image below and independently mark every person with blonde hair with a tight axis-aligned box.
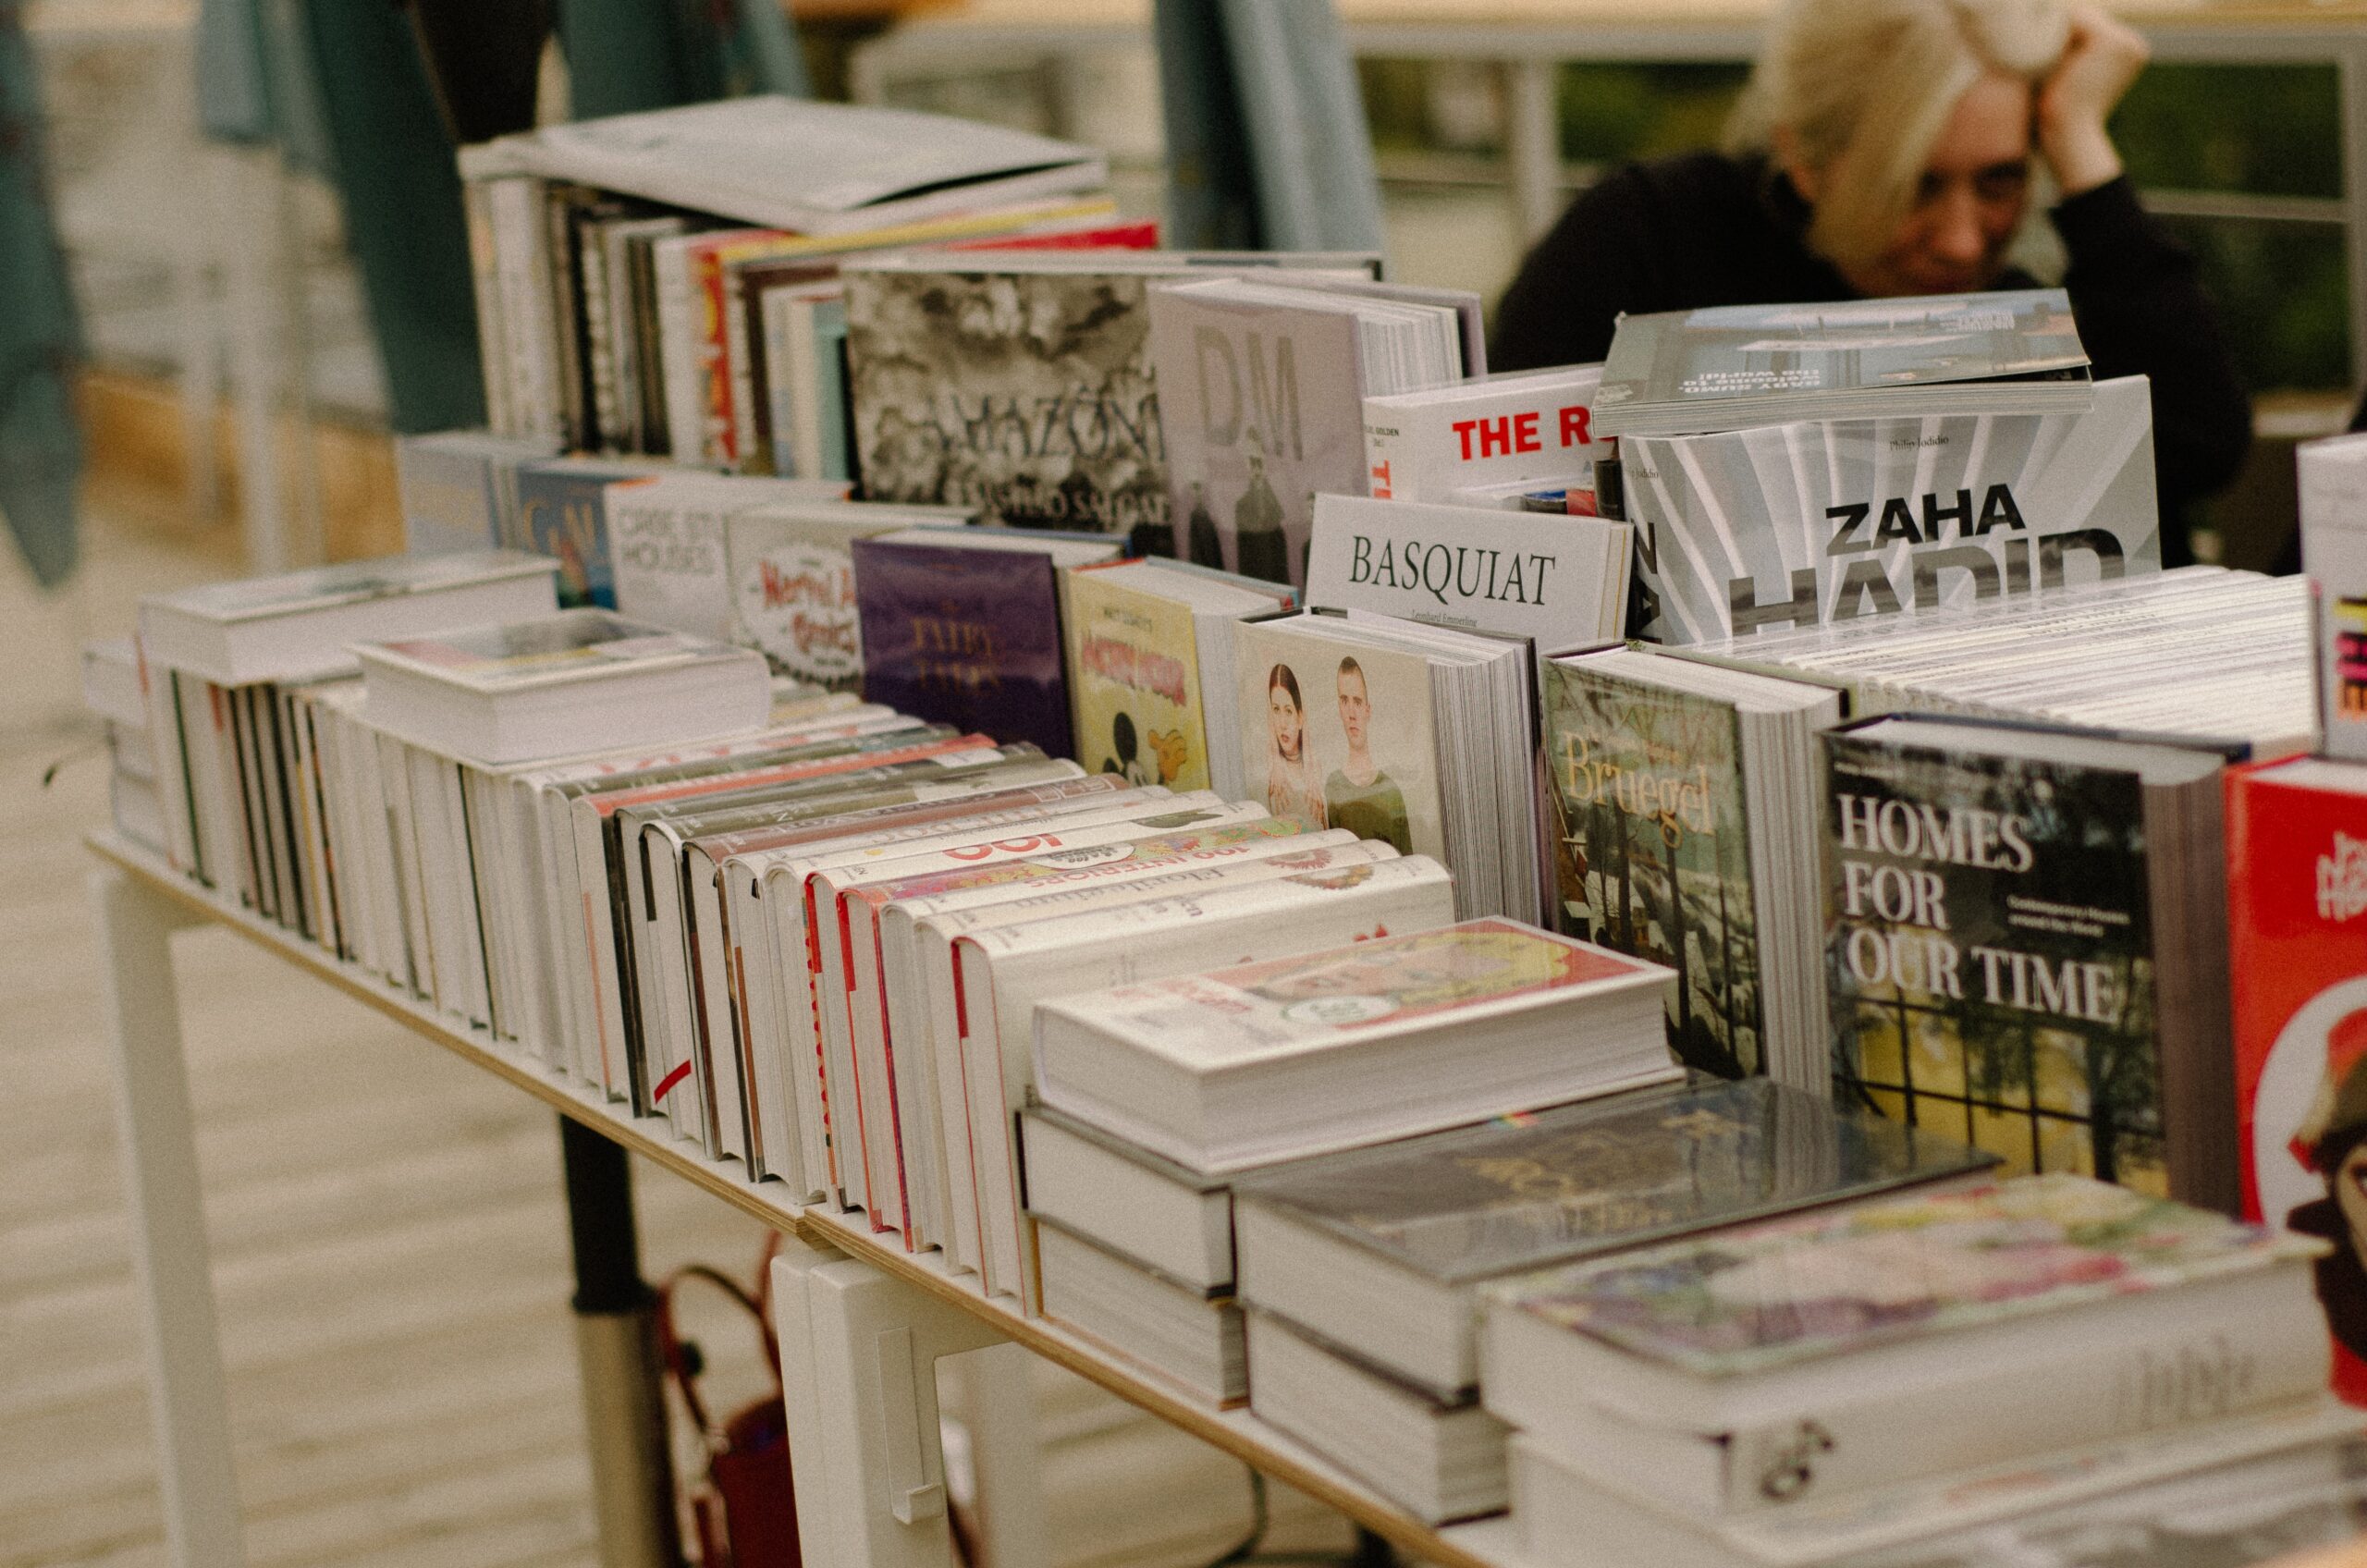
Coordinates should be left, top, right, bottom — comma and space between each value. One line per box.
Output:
1490, 0, 2249, 565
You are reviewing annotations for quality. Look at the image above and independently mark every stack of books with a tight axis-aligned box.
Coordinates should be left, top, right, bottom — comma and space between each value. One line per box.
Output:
1683, 565, 2317, 758
453, 96, 1131, 468
1478, 1174, 2349, 1567
131, 552, 561, 929
1219, 1078, 1990, 1522
1017, 919, 1681, 1404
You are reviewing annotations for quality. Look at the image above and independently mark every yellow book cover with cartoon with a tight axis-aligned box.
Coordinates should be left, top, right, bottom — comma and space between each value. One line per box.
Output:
1061, 565, 1207, 790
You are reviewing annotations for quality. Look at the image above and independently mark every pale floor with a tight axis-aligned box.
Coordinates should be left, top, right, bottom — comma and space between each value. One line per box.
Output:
0, 508, 1360, 1567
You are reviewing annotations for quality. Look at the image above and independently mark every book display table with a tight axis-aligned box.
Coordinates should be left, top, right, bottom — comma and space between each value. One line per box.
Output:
85, 831, 1528, 1568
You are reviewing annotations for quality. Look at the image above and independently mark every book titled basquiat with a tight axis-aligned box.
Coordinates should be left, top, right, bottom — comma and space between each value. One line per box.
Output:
1621, 376, 2158, 645
850, 536, 1073, 758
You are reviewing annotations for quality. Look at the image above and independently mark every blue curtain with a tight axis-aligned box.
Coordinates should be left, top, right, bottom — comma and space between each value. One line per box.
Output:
193, 0, 809, 438
1154, 0, 1384, 254
0, 3, 81, 588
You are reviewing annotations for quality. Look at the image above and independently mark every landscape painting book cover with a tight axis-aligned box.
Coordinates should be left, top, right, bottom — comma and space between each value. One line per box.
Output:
1543, 656, 1764, 1080
1821, 730, 2167, 1191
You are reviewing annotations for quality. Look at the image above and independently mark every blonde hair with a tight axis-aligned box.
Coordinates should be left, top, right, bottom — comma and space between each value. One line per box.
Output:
1726, 0, 2069, 272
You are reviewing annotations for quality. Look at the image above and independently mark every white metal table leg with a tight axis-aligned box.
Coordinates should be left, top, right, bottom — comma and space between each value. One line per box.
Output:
771, 1244, 1049, 1568
91, 866, 247, 1568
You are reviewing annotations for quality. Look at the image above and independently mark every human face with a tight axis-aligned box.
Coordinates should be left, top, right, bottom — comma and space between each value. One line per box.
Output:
1337, 668, 1370, 753
1837, 73, 2033, 298
1269, 680, 1303, 761
2337, 1141, 2367, 1263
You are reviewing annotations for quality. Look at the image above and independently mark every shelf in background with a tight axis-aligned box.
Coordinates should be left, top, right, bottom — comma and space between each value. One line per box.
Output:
85, 829, 1526, 1568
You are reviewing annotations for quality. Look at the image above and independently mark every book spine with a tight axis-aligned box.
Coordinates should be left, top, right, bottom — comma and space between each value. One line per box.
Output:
655, 239, 709, 472
486, 178, 563, 448
695, 249, 739, 466
723, 272, 763, 474
1361, 405, 1417, 502
460, 179, 515, 439
580, 227, 623, 454
143, 655, 200, 876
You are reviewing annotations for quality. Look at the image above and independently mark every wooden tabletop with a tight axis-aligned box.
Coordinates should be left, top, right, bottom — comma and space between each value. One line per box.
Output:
870, 0, 2367, 34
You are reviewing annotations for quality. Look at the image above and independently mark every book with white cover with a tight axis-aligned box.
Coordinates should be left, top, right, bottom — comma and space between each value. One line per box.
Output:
961, 856, 1461, 1301
2297, 431, 2367, 760
141, 551, 559, 688
1506, 1402, 2366, 1568
1304, 493, 1631, 648
722, 499, 974, 689
680, 770, 1116, 1183
1593, 289, 2093, 438
623, 744, 1054, 1159
1480, 1176, 2327, 1517
1623, 375, 2158, 646
1035, 1219, 1244, 1405
356, 608, 769, 766
605, 472, 856, 642
1036, 919, 1677, 1176
813, 795, 1250, 1233
1363, 362, 1604, 505
460, 96, 1109, 238
1019, 1102, 1236, 1294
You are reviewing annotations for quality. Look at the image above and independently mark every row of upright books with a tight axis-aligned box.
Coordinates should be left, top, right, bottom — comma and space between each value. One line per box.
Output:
87, 92, 2367, 1565
96, 547, 2367, 1568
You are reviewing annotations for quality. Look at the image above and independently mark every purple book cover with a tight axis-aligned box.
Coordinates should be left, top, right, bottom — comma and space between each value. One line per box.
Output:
852, 538, 1073, 757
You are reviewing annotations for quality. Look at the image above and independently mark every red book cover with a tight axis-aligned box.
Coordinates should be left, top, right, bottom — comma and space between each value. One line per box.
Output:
2227, 754, 2367, 1403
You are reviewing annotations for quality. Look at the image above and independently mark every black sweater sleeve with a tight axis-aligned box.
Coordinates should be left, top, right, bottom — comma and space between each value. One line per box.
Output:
2051, 177, 2252, 521
1488, 165, 1659, 373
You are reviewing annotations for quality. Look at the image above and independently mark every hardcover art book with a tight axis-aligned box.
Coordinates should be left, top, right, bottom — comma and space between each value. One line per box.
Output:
850, 528, 1121, 759
2226, 753, 2367, 1405
842, 255, 1177, 545
2299, 433, 2367, 762
1592, 288, 2092, 438
1231, 1076, 1993, 1400
1621, 376, 2159, 645
513, 455, 671, 608
1146, 276, 1468, 586
1540, 649, 1838, 1089
1061, 561, 1212, 791
721, 500, 969, 689
1821, 717, 2238, 1207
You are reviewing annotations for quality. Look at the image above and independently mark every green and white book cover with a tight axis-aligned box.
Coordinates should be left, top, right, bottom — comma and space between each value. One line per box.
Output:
1543, 655, 1763, 1079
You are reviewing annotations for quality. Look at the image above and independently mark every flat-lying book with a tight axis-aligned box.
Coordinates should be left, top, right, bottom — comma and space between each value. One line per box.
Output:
1035, 918, 1677, 1173
1591, 289, 2092, 438
460, 96, 1109, 239
1035, 1218, 1244, 1406
140, 550, 559, 687
964, 852, 1456, 1301
1505, 1401, 2367, 1568
1246, 1309, 1510, 1525
356, 609, 771, 766
1481, 1176, 2327, 1520
1233, 1077, 1992, 1402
